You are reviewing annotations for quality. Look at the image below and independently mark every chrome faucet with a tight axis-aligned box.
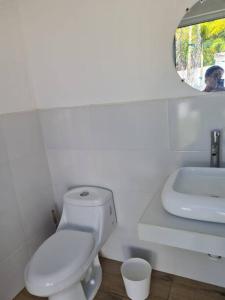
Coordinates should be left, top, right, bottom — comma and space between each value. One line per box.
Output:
210, 129, 221, 168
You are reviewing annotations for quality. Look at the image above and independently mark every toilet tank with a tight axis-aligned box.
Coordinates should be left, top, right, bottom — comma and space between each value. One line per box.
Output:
58, 186, 117, 246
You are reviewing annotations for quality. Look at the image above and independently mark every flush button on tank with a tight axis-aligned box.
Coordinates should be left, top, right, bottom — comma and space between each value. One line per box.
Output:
80, 191, 89, 197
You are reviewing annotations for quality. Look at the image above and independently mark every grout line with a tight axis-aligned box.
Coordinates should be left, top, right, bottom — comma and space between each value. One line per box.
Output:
166, 274, 175, 300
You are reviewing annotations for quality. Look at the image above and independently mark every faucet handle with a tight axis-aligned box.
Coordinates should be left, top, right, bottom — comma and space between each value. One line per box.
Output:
211, 129, 221, 143
210, 129, 221, 168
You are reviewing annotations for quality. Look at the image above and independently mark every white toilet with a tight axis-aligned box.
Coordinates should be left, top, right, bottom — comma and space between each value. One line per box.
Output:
24, 186, 117, 300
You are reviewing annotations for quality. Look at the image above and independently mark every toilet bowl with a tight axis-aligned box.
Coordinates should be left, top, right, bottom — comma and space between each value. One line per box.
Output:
24, 186, 117, 300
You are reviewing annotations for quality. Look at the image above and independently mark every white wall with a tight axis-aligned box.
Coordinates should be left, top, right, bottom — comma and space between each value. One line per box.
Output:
0, 0, 35, 114
0, 2, 55, 299
17, 0, 198, 109
0, 111, 56, 300
12, 0, 225, 288
2, 0, 225, 295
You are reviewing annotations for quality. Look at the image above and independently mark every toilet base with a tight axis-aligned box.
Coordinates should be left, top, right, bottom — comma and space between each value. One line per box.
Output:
82, 255, 102, 300
49, 256, 102, 300
49, 282, 86, 300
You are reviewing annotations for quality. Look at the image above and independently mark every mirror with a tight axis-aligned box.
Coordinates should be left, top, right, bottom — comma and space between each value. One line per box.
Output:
175, 0, 225, 92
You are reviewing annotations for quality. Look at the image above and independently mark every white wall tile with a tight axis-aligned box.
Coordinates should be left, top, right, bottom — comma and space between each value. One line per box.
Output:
89, 100, 169, 150
46, 148, 171, 210
46, 149, 91, 187
10, 155, 55, 239
0, 121, 9, 164
0, 245, 29, 300
39, 109, 74, 149
46, 148, 93, 211
1, 111, 44, 160
0, 110, 55, 299
26, 227, 56, 259
39, 107, 91, 150
10, 154, 52, 193
51, 183, 68, 212
169, 95, 225, 151
169, 151, 210, 169
16, 184, 55, 240
0, 163, 25, 263
88, 149, 170, 192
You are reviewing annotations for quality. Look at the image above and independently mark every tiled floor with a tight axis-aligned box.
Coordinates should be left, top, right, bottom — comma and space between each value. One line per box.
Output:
15, 258, 225, 300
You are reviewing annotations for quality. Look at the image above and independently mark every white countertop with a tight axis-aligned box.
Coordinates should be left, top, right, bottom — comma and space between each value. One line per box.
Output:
138, 192, 225, 257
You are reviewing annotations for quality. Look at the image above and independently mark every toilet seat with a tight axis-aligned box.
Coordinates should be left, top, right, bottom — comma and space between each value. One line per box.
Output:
25, 229, 94, 296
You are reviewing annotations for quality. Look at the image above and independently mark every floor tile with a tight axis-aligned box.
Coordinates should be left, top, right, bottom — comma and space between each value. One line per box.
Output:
14, 258, 225, 300
169, 276, 225, 300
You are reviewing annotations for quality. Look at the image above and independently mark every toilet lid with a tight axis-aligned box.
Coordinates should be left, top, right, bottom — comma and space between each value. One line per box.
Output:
26, 230, 94, 288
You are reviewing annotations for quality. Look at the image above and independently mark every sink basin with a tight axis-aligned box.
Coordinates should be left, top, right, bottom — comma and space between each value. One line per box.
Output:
162, 167, 225, 223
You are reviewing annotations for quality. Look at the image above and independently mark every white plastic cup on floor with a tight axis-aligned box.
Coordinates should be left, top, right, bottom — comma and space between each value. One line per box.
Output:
121, 258, 152, 300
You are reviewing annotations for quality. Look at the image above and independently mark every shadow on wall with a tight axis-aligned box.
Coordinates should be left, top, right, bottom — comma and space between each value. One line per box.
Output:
123, 246, 153, 264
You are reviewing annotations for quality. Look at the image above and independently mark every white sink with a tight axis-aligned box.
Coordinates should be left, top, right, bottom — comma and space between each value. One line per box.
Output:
162, 167, 225, 223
